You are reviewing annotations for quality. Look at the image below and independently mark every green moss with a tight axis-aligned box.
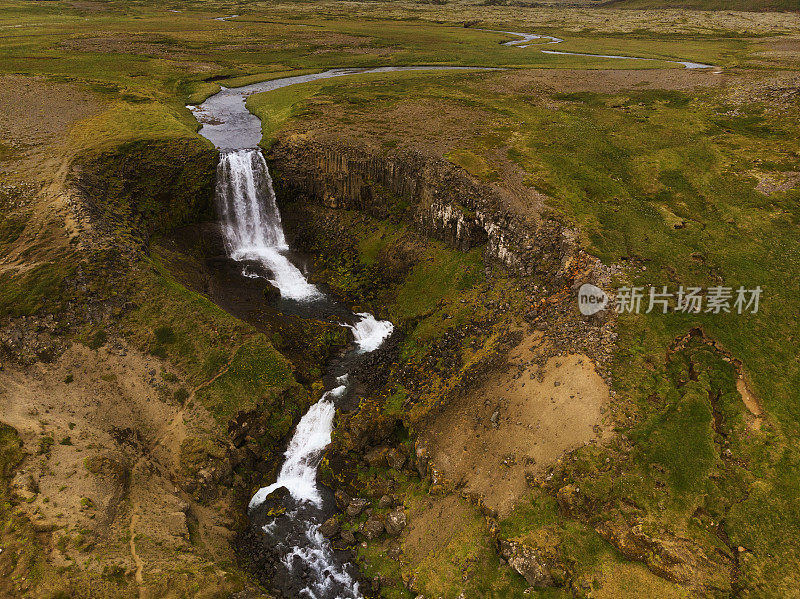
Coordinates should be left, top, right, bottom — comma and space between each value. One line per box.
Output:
0, 259, 76, 318
499, 493, 560, 539
391, 245, 483, 324
38, 435, 55, 456
0, 423, 23, 479
154, 326, 177, 345
71, 137, 216, 243
194, 336, 298, 423
87, 329, 108, 350
445, 148, 499, 181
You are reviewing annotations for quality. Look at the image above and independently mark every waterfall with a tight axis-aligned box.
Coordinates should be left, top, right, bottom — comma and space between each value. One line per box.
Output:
215, 149, 322, 301
214, 149, 394, 599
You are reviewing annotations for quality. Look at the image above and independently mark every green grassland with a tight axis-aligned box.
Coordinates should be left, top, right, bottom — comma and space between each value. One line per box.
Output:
1, 0, 799, 597
262, 57, 800, 595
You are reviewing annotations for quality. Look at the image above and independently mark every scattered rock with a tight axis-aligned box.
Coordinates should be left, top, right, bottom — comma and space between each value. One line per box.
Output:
361, 516, 384, 540
320, 517, 340, 539
346, 497, 369, 517
335, 489, 351, 510
498, 539, 554, 588
385, 507, 407, 536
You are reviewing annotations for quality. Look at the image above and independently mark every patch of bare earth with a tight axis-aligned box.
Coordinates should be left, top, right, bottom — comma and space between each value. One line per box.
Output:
0, 76, 104, 277
420, 332, 611, 517
754, 170, 800, 195
0, 75, 102, 179
401, 493, 474, 566
0, 342, 238, 596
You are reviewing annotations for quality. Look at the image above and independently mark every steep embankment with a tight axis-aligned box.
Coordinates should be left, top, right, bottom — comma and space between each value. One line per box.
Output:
0, 125, 330, 598
264, 137, 635, 597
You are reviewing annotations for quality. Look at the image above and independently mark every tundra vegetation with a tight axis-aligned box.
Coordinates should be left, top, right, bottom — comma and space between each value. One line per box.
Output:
0, 0, 798, 598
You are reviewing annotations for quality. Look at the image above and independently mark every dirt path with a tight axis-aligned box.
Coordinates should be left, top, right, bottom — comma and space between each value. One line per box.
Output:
126, 342, 245, 597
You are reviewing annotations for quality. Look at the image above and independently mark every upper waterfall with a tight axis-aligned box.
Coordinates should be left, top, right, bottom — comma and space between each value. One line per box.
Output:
216, 149, 288, 251
215, 149, 322, 301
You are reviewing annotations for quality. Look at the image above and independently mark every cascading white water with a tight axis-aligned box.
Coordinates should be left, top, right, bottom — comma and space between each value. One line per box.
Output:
216, 149, 322, 301
249, 314, 394, 511
249, 384, 344, 508
216, 149, 394, 598
344, 312, 396, 354
247, 314, 392, 599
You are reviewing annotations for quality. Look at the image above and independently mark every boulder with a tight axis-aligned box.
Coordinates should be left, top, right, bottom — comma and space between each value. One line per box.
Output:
346, 497, 369, 517
498, 539, 554, 588
320, 517, 340, 539
386, 447, 407, 471
340, 528, 356, 545
385, 507, 407, 536
556, 484, 583, 517
335, 489, 351, 510
361, 516, 385, 540
365, 446, 389, 468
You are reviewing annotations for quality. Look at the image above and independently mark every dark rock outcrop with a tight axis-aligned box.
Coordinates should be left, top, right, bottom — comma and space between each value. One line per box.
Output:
269, 139, 581, 292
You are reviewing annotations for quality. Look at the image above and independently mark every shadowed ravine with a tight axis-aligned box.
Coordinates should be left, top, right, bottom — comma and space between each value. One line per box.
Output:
190, 35, 714, 597
213, 147, 392, 599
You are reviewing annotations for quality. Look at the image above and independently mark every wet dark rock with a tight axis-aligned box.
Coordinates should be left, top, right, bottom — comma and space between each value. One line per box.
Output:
346, 497, 369, 517
378, 494, 394, 509
251, 486, 292, 526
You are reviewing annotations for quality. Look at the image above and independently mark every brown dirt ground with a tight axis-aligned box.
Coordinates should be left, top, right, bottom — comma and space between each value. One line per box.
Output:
274, 2, 800, 36
0, 341, 237, 596
0, 75, 102, 180
0, 75, 104, 278
420, 332, 611, 518
401, 492, 476, 567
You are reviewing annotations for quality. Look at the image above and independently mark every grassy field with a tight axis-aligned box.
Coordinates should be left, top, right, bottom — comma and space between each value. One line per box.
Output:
1, 0, 800, 597
258, 42, 800, 595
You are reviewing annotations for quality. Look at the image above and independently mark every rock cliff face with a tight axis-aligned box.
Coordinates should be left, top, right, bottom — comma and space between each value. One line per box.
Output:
70, 137, 218, 251
269, 139, 580, 292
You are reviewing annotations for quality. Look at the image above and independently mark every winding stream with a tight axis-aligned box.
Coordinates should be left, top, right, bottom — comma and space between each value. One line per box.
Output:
189, 29, 712, 598
496, 29, 713, 69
